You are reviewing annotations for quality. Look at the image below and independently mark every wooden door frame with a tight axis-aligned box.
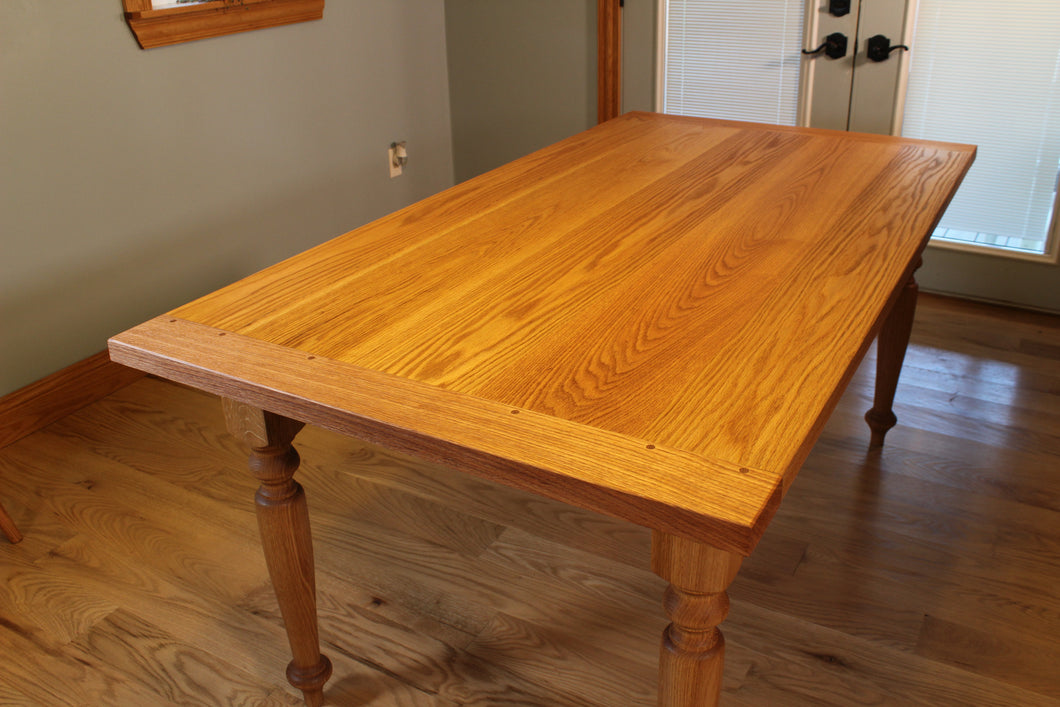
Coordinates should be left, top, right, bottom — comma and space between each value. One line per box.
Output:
598, 0, 622, 122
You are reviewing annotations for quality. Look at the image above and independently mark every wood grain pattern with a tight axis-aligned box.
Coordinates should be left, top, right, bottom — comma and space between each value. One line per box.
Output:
111, 316, 781, 556
110, 113, 974, 555
0, 350, 143, 450
652, 532, 743, 707
223, 403, 331, 706
0, 500, 21, 544
3, 293, 1060, 704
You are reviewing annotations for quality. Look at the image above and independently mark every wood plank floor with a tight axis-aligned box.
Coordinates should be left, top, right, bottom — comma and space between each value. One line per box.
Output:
1, 294, 1058, 706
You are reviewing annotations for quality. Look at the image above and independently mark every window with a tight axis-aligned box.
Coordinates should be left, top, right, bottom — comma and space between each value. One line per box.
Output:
122, 0, 324, 49
902, 1, 1060, 260
658, 0, 805, 125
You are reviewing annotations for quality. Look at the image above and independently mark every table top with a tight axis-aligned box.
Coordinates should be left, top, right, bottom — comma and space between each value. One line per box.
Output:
109, 112, 974, 555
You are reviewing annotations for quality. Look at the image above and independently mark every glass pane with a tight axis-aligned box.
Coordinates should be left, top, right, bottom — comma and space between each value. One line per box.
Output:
662, 0, 805, 126
902, 1, 1060, 255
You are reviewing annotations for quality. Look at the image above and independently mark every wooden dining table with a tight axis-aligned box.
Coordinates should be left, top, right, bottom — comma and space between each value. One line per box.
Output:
109, 112, 974, 706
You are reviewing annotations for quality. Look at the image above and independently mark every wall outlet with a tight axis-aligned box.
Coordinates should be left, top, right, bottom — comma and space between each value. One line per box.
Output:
388, 142, 407, 179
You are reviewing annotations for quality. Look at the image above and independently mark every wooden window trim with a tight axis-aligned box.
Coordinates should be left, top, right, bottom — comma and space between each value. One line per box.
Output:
122, 0, 324, 49
597, 0, 622, 123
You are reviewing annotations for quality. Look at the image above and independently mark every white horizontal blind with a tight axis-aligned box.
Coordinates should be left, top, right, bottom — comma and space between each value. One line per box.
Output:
661, 0, 804, 125
902, 1, 1060, 254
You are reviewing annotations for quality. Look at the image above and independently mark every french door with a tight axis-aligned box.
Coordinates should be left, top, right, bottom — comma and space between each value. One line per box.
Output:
800, 0, 911, 135
656, 0, 1060, 312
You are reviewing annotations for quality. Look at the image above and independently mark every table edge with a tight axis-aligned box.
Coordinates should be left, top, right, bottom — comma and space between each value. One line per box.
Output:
109, 316, 783, 555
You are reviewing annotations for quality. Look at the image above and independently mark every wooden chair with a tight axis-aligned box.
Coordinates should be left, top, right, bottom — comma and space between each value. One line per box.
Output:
0, 501, 22, 544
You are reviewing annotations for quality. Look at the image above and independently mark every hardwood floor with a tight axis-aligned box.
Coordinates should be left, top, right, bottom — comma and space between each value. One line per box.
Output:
1, 294, 1058, 706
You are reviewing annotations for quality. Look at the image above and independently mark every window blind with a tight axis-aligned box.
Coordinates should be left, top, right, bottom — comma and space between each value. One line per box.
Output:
661, 0, 805, 126
902, 1, 1060, 254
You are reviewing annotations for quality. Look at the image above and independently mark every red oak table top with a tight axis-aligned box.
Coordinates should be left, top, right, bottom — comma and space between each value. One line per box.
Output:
110, 112, 975, 555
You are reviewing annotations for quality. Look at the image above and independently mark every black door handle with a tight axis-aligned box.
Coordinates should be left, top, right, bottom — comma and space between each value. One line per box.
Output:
866, 34, 909, 62
803, 32, 848, 60
829, 0, 851, 17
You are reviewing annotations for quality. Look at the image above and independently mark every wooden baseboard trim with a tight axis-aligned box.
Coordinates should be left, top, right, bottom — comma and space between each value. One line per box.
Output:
0, 352, 145, 450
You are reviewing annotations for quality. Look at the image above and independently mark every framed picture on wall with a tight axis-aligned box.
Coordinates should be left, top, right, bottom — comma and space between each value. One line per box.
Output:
122, 0, 324, 49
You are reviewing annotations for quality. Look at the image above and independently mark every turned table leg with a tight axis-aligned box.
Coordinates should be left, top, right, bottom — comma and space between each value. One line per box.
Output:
224, 400, 332, 707
865, 263, 920, 449
652, 531, 743, 707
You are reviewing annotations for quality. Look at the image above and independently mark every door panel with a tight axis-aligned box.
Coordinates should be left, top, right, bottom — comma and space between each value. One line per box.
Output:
801, 0, 859, 130
846, 0, 910, 135
805, 0, 909, 134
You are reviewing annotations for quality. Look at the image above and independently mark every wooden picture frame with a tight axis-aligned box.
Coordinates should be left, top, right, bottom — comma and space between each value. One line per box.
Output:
122, 0, 325, 49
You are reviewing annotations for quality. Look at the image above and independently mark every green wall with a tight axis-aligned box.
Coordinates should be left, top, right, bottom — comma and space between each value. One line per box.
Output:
0, 1, 455, 396
444, 0, 656, 183
444, 0, 597, 183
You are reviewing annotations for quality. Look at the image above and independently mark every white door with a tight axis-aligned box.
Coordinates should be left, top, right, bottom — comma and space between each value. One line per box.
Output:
801, 0, 911, 135
657, 0, 1060, 312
